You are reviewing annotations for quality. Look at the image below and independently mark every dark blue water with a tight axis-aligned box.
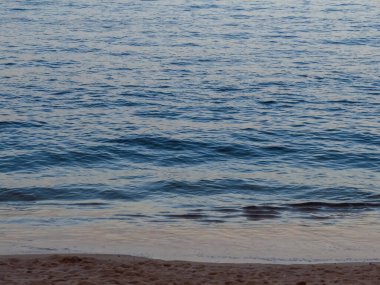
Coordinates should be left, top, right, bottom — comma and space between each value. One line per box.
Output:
0, 0, 380, 260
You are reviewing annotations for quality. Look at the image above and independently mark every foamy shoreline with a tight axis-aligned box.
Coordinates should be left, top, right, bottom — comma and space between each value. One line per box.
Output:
0, 254, 379, 285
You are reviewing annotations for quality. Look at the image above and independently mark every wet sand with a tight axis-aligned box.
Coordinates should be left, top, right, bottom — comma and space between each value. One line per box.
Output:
0, 254, 379, 285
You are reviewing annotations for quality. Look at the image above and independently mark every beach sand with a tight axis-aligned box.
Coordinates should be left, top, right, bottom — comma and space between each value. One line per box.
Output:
0, 254, 379, 285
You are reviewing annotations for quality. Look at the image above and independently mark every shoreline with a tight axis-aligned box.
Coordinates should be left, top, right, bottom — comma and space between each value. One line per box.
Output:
1, 254, 379, 284
2, 221, 380, 264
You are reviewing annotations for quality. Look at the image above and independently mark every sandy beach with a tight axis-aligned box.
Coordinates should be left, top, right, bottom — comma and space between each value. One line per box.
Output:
0, 254, 379, 285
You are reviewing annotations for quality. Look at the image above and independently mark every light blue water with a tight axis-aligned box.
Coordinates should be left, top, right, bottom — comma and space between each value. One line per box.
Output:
0, 0, 379, 261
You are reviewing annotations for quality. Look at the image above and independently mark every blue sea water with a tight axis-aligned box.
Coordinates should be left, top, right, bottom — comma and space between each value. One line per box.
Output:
0, 0, 379, 261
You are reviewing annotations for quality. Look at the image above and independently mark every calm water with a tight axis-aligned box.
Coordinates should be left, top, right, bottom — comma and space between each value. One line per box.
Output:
0, 0, 379, 262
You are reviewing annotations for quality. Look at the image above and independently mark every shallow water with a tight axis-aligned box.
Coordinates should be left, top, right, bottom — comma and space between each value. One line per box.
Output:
0, 0, 379, 262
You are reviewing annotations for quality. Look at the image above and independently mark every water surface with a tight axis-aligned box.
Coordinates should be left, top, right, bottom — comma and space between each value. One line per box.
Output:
0, 0, 379, 262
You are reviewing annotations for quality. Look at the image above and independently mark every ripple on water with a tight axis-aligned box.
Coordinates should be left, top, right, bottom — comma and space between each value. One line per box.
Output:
0, 0, 379, 232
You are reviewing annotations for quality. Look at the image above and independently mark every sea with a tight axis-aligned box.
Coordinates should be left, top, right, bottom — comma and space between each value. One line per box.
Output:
0, 0, 379, 263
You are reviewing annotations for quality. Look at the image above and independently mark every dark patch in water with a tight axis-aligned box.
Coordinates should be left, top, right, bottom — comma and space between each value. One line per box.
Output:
213, 207, 240, 213
200, 219, 225, 223
289, 201, 380, 212
114, 213, 149, 218
242, 205, 283, 220
260, 100, 277, 105
71, 202, 109, 207
164, 213, 206, 220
